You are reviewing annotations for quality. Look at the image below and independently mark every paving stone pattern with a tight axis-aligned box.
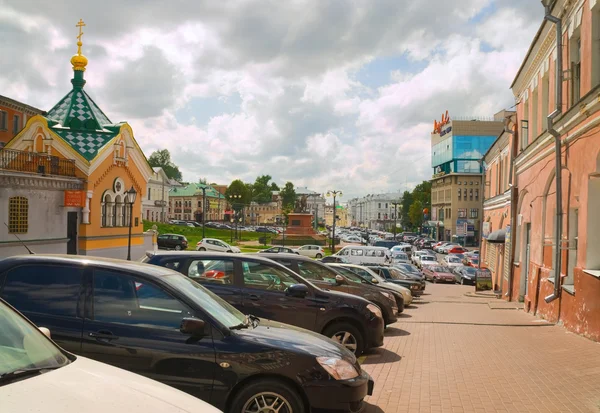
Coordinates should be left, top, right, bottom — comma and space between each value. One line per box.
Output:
362, 284, 600, 413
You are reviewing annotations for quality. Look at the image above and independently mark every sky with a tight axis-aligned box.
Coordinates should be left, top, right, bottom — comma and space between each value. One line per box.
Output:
0, 0, 542, 199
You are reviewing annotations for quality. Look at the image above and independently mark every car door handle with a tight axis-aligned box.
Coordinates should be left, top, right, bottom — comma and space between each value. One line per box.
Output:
248, 294, 260, 301
89, 330, 118, 341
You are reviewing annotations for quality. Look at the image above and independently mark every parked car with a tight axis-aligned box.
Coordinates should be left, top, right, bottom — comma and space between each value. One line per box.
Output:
448, 246, 468, 254
391, 252, 410, 264
422, 265, 456, 283
196, 238, 241, 253
433, 242, 449, 253
143, 251, 384, 355
439, 244, 460, 254
157, 233, 188, 250
255, 226, 278, 234
329, 263, 413, 307
0, 255, 374, 412
443, 254, 464, 269
454, 265, 479, 284
258, 246, 299, 254
343, 235, 363, 243
418, 254, 437, 270
333, 246, 391, 265
392, 262, 425, 281
367, 266, 425, 296
373, 240, 398, 249
292, 245, 325, 258
421, 240, 435, 250
411, 250, 426, 265
258, 253, 401, 325
391, 244, 412, 254
320, 255, 350, 263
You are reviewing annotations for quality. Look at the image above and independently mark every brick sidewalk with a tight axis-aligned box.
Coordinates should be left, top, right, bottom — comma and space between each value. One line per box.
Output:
361, 284, 600, 413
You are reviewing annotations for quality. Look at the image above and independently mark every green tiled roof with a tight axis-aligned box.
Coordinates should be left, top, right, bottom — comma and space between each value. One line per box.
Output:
51, 129, 117, 161
170, 183, 225, 198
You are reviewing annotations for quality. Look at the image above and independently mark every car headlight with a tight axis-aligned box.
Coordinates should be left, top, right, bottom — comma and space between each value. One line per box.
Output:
366, 303, 383, 319
316, 357, 359, 380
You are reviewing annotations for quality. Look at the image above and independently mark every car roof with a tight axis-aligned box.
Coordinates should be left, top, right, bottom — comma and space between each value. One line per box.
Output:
161, 233, 184, 236
251, 252, 316, 262
0, 254, 174, 278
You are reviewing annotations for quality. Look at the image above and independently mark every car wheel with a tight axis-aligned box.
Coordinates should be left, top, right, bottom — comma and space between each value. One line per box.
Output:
198, 247, 206, 251
227, 250, 233, 253
175, 245, 182, 251
229, 379, 303, 413
316, 253, 323, 258
460, 278, 465, 285
433, 278, 437, 284
323, 322, 365, 355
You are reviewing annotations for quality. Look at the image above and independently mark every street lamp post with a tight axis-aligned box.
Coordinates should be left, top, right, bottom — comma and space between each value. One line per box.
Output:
326, 190, 342, 254
200, 186, 207, 239
125, 186, 137, 261
229, 194, 242, 241
391, 201, 401, 240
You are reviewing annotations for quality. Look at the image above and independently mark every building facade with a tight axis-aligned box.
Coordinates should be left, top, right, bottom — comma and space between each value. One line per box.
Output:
509, 0, 600, 340
2, 25, 153, 259
247, 201, 283, 225
169, 183, 226, 222
142, 167, 171, 222
347, 193, 402, 230
430, 113, 504, 244
0, 95, 44, 147
481, 113, 517, 292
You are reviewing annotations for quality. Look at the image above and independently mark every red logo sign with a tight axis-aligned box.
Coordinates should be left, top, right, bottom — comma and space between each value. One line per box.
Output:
433, 110, 450, 134
64, 190, 85, 207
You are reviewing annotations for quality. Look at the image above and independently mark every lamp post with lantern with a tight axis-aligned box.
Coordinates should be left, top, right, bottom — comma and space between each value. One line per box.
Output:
326, 190, 342, 254
125, 186, 137, 261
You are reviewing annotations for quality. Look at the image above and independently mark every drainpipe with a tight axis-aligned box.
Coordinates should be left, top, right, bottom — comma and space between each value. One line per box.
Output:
542, 1, 563, 303
506, 121, 517, 301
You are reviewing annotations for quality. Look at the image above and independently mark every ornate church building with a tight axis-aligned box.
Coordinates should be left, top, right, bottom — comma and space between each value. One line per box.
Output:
0, 20, 153, 258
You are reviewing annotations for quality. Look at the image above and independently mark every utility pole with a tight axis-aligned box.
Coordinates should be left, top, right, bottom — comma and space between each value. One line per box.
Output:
326, 190, 342, 253
201, 186, 207, 239
391, 200, 401, 240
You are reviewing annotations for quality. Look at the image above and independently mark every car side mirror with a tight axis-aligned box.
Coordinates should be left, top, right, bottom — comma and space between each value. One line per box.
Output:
335, 274, 345, 285
286, 283, 309, 298
180, 318, 205, 337
38, 327, 51, 339
371, 277, 379, 284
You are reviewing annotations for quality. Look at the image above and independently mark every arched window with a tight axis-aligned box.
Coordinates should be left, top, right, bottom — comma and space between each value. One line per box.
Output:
8, 196, 28, 233
102, 194, 113, 227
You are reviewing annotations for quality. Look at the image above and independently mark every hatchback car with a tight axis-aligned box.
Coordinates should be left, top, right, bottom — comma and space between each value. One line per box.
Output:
196, 238, 241, 253
293, 245, 325, 258
258, 253, 401, 325
157, 233, 188, 250
144, 251, 384, 355
0, 255, 374, 413
257, 246, 299, 254
454, 265, 479, 284
0, 297, 221, 413
443, 254, 464, 269
391, 252, 410, 264
422, 265, 456, 283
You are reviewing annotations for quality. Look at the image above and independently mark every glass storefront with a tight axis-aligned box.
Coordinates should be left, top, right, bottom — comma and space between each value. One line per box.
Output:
432, 135, 497, 172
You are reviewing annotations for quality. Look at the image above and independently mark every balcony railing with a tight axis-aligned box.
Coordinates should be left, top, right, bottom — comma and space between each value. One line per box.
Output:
0, 147, 76, 177
154, 200, 167, 207
174, 208, 182, 213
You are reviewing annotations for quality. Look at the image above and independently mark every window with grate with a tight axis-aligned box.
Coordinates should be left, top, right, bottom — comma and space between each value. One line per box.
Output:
8, 196, 28, 233
458, 188, 461, 199
470, 208, 478, 218
458, 209, 467, 218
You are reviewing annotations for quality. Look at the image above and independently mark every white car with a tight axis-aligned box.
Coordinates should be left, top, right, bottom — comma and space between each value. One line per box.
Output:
443, 254, 464, 268
196, 238, 241, 253
343, 235, 363, 243
0, 299, 221, 413
418, 254, 437, 269
293, 245, 325, 258
329, 263, 413, 306
391, 252, 410, 264
439, 244, 460, 254
411, 250, 427, 265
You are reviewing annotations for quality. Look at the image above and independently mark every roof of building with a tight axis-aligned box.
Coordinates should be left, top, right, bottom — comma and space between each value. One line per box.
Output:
0, 95, 45, 115
169, 183, 225, 198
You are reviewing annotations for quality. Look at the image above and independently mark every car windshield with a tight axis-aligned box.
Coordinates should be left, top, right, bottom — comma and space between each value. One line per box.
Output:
388, 267, 409, 280
430, 266, 448, 273
464, 267, 478, 275
395, 263, 420, 274
0, 301, 70, 377
162, 273, 245, 328
421, 256, 435, 261
448, 256, 461, 263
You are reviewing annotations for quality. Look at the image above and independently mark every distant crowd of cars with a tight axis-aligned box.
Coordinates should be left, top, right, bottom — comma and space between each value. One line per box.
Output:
170, 219, 284, 234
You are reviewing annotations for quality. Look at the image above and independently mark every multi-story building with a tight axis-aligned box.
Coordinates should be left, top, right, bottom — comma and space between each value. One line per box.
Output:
247, 201, 283, 225
169, 183, 226, 222
508, 0, 600, 340
430, 113, 504, 244
324, 205, 348, 227
142, 167, 172, 223
347, 193, 402, 230
481, 112, 517, 292
0, 95, 44, 147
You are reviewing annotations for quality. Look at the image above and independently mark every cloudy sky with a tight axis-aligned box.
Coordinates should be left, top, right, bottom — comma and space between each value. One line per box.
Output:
1, 0, 541, 199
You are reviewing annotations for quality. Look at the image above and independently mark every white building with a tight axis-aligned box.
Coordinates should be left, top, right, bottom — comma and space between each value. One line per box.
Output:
347, 193, 403, 230
142, 167, 172, 222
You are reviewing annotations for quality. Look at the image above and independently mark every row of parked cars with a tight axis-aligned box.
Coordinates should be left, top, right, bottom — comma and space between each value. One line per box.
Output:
0, 245, 432, 413
170, 220, 284, 235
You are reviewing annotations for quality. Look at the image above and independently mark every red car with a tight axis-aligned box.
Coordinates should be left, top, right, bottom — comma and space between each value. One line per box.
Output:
463, 256, 480, 267
448, 246, 468, 254
422, 265, 456, 283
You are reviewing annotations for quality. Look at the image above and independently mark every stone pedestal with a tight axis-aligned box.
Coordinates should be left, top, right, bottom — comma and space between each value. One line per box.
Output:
273, 213, 327, 246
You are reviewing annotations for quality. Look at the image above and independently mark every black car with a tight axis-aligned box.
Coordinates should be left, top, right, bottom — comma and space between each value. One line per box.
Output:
257, 253, 402, 325
393, 263, 426, 282
144, 251, 384, 355
454, 265, 479, 284
0, 255, 374, 413
320, 255, 350, 263
258, 246, 299, 254
367, 266, 425, 296
157, 233, 188, 250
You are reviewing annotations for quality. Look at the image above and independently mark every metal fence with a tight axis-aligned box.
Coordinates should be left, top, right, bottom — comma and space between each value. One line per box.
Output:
0, 147, 76, 177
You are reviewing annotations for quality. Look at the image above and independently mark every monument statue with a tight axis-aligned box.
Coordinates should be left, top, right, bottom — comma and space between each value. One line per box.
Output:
294, 195, 308, 213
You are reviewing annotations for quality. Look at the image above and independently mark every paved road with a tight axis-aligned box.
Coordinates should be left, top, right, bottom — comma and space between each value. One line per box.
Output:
361, 283, 600, 413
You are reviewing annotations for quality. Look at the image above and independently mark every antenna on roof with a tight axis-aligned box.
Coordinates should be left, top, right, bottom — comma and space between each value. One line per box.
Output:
3, 223, 35, 254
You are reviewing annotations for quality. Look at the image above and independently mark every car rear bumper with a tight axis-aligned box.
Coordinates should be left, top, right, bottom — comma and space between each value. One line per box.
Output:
365, 316, 384, 348
304, 370, 374, 412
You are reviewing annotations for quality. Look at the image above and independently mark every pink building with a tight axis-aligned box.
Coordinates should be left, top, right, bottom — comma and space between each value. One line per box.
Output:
510, 0, 600, 340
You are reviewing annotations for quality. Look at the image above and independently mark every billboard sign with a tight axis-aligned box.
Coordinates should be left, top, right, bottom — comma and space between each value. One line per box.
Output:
475, 268, 492, 291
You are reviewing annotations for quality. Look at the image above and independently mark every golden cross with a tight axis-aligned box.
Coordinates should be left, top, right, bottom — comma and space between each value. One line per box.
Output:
76, 19, 86, 53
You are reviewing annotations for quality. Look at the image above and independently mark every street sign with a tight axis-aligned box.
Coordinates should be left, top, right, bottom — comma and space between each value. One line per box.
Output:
64, 190, 85, 207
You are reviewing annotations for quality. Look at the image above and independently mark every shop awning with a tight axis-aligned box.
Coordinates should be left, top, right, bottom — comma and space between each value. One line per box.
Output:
487, 228, 506, 243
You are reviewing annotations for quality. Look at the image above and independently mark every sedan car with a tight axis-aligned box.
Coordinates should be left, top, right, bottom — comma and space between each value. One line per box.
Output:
293, 245, 325, 258
367, 266, 425, 296
448, 246, 468, 254
422, 265, 456, 283
418, 254, 437, 270
0, 255, 374, 413
442, 254, 464, 269
454, 265, 479, 284
196, 238, 241, 253
157, 233, 188, 250
258, 246, 299, 254
0, 298, 221, 413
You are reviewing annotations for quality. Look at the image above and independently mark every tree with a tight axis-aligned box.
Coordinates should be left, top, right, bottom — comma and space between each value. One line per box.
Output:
408, 200, 424, 230
412, 181, 432, 206
225, 179, 252, 207
279, 182, 296, 211
400, 191, 413, 229
252, 175, 278, 203
148, 149, 182, 182
198, 177, 208, 184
